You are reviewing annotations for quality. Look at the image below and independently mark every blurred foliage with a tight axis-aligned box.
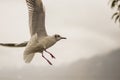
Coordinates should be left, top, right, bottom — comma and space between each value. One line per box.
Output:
109, 0, 120, 23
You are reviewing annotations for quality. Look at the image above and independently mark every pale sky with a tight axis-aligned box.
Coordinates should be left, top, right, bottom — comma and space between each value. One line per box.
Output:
0, 0, 120, 68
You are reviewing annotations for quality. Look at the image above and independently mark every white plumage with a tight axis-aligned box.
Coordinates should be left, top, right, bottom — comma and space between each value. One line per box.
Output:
0, 0, 66, 65
24, 0, 66, 65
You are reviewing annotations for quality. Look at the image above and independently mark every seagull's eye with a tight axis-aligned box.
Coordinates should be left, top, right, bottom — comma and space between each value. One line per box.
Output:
55, 35, 60, 38
57, 35, 60, 37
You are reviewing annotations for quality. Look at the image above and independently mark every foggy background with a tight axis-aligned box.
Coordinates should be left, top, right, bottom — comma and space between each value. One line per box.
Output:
0, 0, 120, 80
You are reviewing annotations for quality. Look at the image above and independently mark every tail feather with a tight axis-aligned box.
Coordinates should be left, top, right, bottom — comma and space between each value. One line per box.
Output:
24, 53, 35, 63
0, 41, 28, 47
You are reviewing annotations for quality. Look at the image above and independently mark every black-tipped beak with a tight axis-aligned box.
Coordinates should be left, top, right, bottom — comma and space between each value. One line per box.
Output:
61, 37, 67, 39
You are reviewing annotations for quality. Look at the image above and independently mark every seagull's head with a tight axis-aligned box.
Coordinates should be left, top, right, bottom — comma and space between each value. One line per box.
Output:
54, 34, 67, 41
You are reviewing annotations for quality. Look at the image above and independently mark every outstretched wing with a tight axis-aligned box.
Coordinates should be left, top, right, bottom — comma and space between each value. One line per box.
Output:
0, 41, 28, 47
26, 0, 47, 37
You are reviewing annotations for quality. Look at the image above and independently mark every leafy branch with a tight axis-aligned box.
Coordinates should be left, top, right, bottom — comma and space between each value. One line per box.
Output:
109, 0, 120, 23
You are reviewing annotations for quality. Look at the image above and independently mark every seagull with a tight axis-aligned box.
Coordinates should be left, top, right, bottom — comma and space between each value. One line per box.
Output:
0, 0, 66, 65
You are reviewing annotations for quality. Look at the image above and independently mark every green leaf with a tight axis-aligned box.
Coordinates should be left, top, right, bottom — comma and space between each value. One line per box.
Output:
112, 12, 118, 19
111, 0, 117, 8
115, 15, 119, 23
118, 4, 120, 10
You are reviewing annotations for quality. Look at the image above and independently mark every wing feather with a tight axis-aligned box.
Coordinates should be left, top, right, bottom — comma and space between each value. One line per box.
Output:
26, 0, 47, 37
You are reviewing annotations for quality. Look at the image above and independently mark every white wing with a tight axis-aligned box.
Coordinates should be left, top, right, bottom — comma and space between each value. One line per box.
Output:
26, 0, 47, 37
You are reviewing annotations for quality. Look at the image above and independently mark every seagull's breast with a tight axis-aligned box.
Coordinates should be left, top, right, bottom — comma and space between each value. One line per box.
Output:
39, 36, 57, 49
24, 35, 57, 54
24, 34, 42, 54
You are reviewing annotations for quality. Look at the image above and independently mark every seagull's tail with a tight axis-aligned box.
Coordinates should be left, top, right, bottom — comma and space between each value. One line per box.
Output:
24, 53, 35, 63
0, 41, 28, 47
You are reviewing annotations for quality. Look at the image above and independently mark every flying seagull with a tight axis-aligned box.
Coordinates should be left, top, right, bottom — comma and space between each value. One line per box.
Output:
0, 0, 66, 65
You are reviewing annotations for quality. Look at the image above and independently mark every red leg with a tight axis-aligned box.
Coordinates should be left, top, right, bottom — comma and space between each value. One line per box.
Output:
42, 53, 52, 65
45, 50, 56, 59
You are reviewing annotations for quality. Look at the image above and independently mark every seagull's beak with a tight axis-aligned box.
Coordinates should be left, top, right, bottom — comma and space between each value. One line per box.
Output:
60, 37, 67, 39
